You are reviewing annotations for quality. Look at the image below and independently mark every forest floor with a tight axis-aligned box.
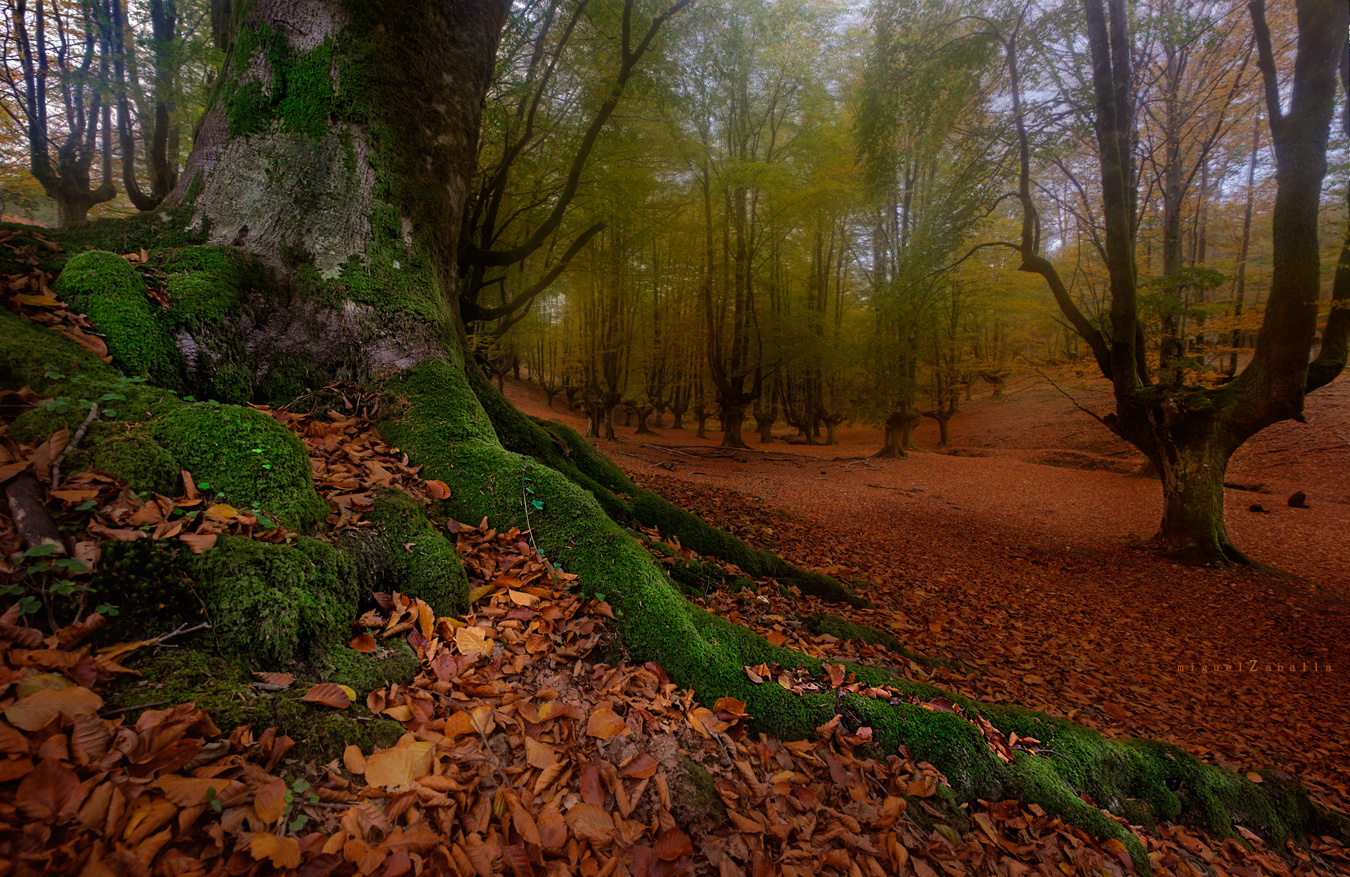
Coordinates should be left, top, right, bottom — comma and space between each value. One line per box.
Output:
504, 369, 1350, 823
3, 286, 1348, 877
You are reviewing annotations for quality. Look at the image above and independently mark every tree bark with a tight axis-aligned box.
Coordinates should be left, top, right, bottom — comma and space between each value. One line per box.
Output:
719, 400, 749, 449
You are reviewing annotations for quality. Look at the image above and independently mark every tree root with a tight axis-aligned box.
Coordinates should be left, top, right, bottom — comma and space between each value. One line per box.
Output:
464, 365, 867, 607
375, 357, 1348, 877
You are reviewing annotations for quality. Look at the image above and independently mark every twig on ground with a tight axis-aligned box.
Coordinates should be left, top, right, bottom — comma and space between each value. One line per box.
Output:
101, 701, 166, 717
50, 402, 98, 487
154, 621, 212, 646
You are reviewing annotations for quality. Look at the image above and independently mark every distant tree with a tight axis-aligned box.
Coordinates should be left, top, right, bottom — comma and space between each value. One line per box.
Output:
998, 0, 1347, 563
1, 0, 116, 224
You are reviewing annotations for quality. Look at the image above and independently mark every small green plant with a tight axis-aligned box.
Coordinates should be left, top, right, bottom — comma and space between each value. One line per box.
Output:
3, 543, 113, 626
283, 778, 321, 833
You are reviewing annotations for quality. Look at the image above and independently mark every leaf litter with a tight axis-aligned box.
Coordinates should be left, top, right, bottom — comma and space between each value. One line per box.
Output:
0, 276, 1347, 874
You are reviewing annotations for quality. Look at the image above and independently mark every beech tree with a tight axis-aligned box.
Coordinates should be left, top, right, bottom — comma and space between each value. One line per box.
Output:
995, 0, 1347, 563
2, 0, 117, 224
5, 0, 1345, 866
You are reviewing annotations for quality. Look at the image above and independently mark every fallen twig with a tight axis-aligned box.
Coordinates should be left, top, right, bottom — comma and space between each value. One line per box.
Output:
50, 402, 98, 487
154, 621, 212, 646
101, 701, 166, 718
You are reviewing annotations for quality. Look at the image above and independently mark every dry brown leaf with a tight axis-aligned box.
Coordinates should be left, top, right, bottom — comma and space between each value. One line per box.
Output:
254, 777, 287, 824
564, 802, 614, 848
301, 682, 354, 709
586, 706, 628, 740
249, 832, 301, 869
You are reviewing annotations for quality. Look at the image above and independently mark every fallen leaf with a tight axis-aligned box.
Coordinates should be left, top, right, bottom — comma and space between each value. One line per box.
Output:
364, 739, 435, 791
455, 626, 494, 660
586, 707, 628, 740
425, 479, 451, 499
565, 802, 614, 848
179, 532, 217, 554
349, 632, 378, 653
3, 686, 103, 731
301, 683, 353, 709
249, 832, 301, 869
254, 777, 287, 823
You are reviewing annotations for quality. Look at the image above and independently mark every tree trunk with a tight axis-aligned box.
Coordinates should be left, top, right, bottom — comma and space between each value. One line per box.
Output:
694, 404, 709, 438
875, 411, 918, 458
634, 406, 654, 435
753, 403, 775, 444
720, 400, 749, 449
1151, 434, 1244, 563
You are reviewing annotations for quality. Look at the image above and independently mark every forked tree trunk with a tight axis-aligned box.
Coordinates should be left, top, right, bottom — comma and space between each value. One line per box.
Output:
635, 406, 655, 435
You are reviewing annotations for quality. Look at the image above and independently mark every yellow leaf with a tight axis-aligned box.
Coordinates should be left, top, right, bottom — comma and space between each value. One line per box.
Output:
507, 589, 538, 607
383, 704, 414, 722
364, 739, 435, 792
343, 745, 366, 774
467, 585, 493, 604
455, 626, 493, 660
205, 503, 238, 520
249, 832, 301, 869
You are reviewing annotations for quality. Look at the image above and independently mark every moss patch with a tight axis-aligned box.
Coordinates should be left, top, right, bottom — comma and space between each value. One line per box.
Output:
150, 403, 328, 530
52, 250, 183, 390
804, 613, 963, 673
91, 432, 181, 495
186, 535, 354, 667
337, 488, 468, 616
104, 649, 403, 763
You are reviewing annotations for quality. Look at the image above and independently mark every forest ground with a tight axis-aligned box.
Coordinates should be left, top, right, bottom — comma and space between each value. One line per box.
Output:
504, 370, 1350, 819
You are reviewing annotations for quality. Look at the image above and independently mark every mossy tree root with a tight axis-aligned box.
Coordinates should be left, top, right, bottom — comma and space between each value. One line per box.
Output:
803, 613, 967, 674
377, 357, 1349, 876
464, 365, 867, 608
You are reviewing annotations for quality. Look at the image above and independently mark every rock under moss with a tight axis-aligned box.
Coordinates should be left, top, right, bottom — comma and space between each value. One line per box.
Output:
150, 403, 329, 530
91, 432, 182, 496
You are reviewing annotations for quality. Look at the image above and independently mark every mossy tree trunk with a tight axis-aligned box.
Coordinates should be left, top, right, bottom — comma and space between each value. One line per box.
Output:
75, 1, 1340, 868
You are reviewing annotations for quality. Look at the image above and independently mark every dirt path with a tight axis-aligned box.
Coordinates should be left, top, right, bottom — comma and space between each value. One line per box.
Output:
502, 372, 1350, 816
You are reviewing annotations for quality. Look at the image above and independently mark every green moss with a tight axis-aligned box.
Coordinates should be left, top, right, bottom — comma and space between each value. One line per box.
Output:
672, 756, 728, 827
459, 365, 864, 606
320, 636, 423, 695
104, 649, 403, 763
187, 535, 353, 667
150, 403, 328, 530
91, 432, 181, 495
255, 355, 327, 405
805, 614, 962, 672
337, 488, 468, 616
44, 212, 208, 267
0, 307, 120, 398
53, 250, 183, 390
227, 23, 338, 140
